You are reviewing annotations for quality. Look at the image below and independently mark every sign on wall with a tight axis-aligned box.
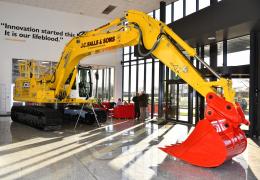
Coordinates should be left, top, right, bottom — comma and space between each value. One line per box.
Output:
0, 22, 77, 43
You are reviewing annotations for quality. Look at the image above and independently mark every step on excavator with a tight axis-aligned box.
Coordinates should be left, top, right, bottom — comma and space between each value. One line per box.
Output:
11, 10, 249, 167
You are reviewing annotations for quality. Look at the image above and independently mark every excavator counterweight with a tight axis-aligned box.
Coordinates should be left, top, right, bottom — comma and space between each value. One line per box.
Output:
11, 10, 249, 167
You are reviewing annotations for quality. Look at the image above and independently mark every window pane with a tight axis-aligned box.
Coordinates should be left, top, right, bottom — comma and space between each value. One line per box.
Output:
130, 46, 135, 53
179, 84, 188, 121
155, 9, 160, 20
131, 61, 137, 66
148, 12, 153, 17
93, 70, 98, 97
154, 62, 159, 115
146, 63, 152, 114
186, 0, 196, 16
124, 47, 129, 54
204, 45, 210, 65
131, 65, 136, 95
146, 58, 152, 63
174, 0, 183, 21
166, 4, 172, 24
227, 50, 250, 66
232, 78, 249, 130
97, 69, 103, 98
123, 66, 129, 92
110, 68, 114, 100
217, 41, 223, 67
131, 53, 136, 60
227, 36, 250, 66
138, 63, 144, 92
124, 54, 129, 62
199, 0, 210, 10
146, 63, 152, 95
103, 69, 109, 100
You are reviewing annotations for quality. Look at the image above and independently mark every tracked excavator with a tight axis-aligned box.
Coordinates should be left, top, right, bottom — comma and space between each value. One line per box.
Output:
11, 10, 249, 167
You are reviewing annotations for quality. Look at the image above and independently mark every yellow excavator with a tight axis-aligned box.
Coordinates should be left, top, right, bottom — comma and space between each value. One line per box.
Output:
11, 10, 249, 167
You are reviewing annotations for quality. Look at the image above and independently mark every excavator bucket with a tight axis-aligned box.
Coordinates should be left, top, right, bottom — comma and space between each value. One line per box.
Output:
160, 93, 248, 167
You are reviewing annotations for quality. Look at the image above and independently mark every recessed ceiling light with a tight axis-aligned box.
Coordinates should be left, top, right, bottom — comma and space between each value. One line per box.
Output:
208, 37, 216, 40
41, 61, 49, 64
246, 46, 250, 49
102, 5, 116, 14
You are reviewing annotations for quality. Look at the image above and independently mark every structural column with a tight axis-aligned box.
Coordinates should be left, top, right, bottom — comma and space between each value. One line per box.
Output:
188, 57, 194, 124
210, 0, 218, 5
158, 1, 166, 117
195, 47, 201, 124
199, 45, 205, 120
249, 31, 260, 138
151, 58, 155, 118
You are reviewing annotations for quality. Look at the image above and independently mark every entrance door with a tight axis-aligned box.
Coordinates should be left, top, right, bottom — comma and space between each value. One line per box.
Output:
166, 80, 190, 123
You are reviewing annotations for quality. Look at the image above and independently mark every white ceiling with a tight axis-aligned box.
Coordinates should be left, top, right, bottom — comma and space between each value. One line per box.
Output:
0, 0, 176, 20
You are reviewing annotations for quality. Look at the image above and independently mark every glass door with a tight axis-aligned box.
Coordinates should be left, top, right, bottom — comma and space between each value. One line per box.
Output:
167, 83, 179, 120
166, 81, 190, 123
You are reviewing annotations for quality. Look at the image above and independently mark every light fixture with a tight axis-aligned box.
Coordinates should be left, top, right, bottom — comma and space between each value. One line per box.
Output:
41, 61, 49, 64
208, 37, 216, 40
246, 46, 250, 49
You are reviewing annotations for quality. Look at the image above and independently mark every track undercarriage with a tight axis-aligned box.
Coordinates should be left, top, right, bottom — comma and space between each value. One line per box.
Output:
11, 105, 107, 130
11, 106, 63, 130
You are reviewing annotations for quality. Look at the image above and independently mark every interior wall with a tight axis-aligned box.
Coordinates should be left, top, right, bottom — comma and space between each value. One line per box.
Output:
0, 1, 122, 114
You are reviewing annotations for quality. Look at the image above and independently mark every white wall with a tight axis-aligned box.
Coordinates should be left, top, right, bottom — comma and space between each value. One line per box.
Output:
0, 2, 122, 114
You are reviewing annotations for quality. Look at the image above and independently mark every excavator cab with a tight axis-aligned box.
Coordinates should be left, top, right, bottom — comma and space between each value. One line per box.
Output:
69, 65, 93, 99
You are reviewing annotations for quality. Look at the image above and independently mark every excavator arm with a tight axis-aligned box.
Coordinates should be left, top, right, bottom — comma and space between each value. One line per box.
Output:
51, 10, 236, 104
13, 10, 249, 167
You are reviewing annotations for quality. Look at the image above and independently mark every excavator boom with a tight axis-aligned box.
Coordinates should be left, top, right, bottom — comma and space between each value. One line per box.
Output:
12, 10, 249, 167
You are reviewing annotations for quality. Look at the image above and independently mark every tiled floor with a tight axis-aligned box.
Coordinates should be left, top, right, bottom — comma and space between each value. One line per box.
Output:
0, 116, 259, 180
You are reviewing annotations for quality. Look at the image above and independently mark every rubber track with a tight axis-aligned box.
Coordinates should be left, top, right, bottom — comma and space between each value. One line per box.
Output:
11, 106, 62, 130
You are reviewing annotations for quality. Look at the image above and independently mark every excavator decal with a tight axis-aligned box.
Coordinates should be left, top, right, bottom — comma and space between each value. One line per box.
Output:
11, 10, 249, 168
81, 36, 116, 48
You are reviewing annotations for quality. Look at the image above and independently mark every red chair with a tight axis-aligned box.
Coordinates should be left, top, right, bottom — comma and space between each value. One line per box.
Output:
101, 102, 111, 110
